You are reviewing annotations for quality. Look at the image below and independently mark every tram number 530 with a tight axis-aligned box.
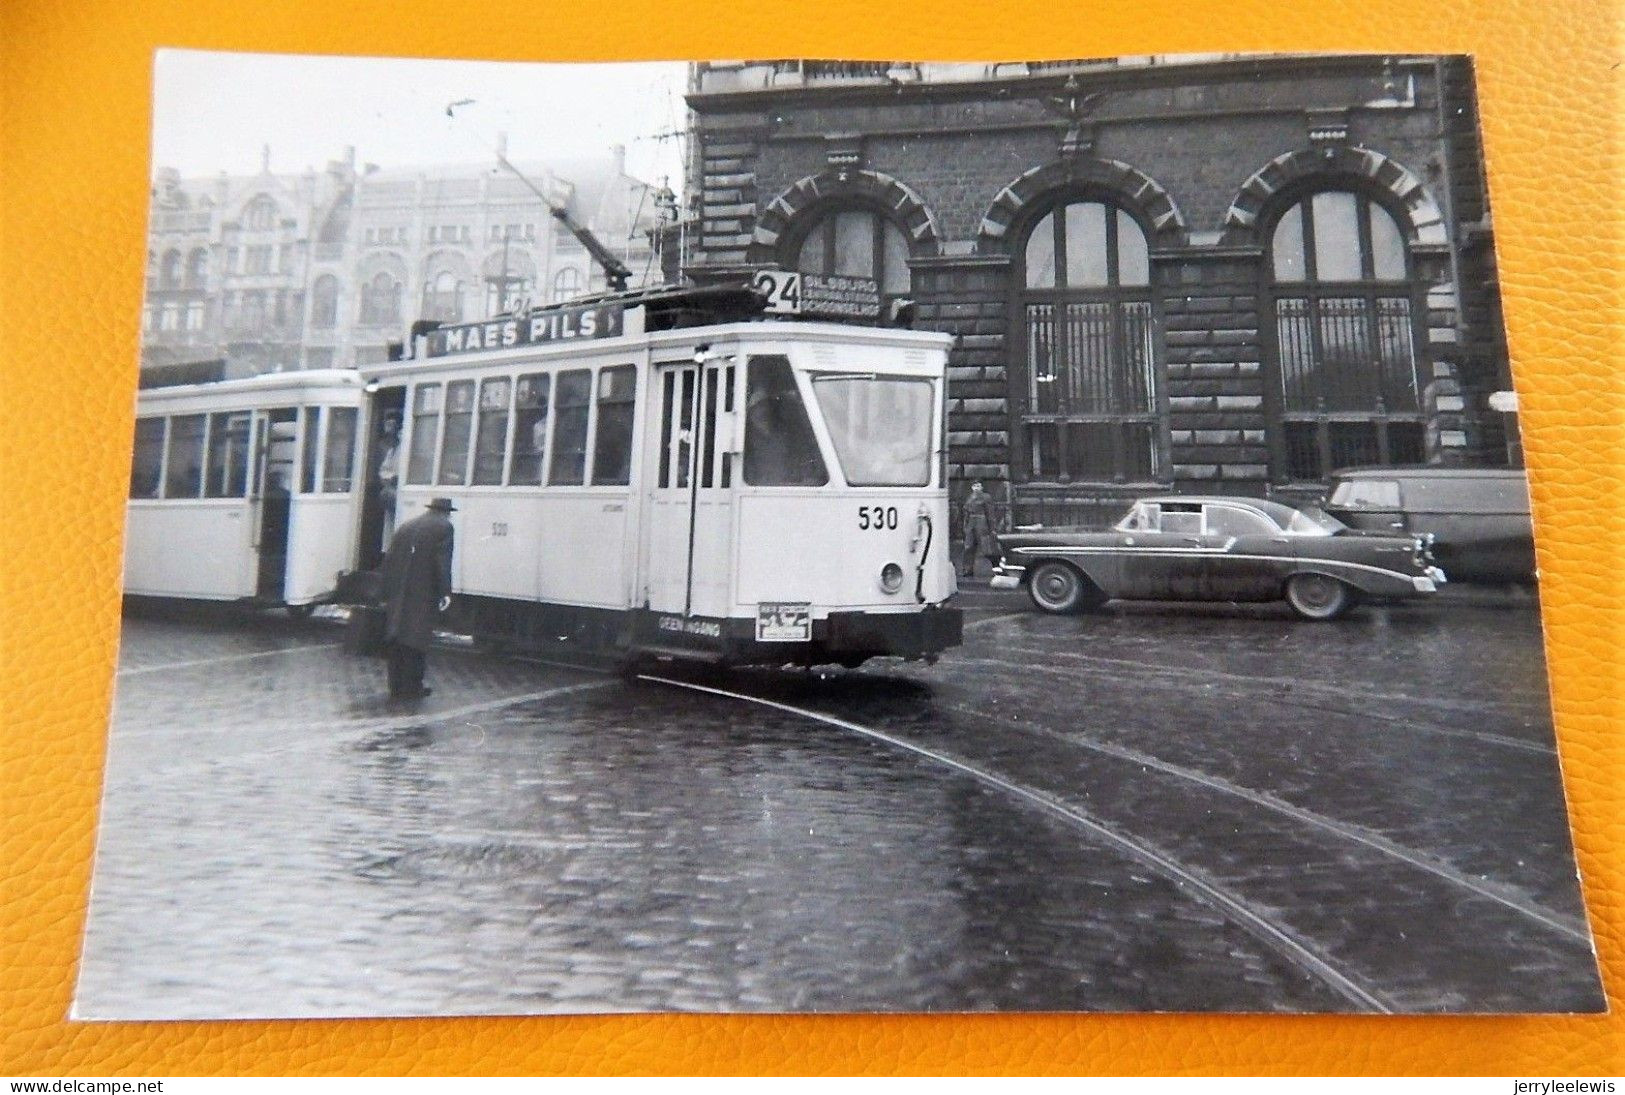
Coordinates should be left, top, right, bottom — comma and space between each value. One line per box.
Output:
857, 505, 899, 531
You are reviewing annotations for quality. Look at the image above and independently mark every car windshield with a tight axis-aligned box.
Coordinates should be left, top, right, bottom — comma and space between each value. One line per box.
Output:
1286, 504, 1346, 536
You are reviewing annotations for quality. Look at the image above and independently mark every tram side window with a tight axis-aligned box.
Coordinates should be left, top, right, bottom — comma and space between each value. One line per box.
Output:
472, 377, 511, 486
406, 383, 442, 485
205, 411, 252, 498
163, 414, 207, 498
743, 355, 828, 487
131, 418, 166, 499
438, 380, 476, 485
591, 366, 637, 486
509, 373, 550, 486
299, 408, 321, 494
549, 369, 592, 486
323, 407, 359, 492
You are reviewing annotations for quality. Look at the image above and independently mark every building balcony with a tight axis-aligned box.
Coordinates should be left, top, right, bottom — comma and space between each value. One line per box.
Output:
151, 210, 213, 233
219, 322, 305, 342
143, 329, 218, 349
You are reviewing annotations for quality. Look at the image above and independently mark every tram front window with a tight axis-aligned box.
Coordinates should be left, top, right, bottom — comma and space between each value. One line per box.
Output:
812, 375, 933, 487
743, 355, 828, 487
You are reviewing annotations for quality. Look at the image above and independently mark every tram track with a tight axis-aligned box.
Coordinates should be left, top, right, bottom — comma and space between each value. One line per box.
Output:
117, 640, 344, 678
927, 696, 1589, 943
640, 671, 1394, 1013
956, 643, 1555, 755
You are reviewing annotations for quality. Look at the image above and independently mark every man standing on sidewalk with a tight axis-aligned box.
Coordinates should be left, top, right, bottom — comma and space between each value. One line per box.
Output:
961, 480, 1000, 579
380, 496, 456, 699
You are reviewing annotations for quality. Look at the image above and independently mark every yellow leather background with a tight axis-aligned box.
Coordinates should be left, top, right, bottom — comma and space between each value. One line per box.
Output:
3, 0, 1620, 1075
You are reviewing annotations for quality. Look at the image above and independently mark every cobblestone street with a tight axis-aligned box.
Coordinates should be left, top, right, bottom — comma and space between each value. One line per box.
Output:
77, 589, 1603, 1018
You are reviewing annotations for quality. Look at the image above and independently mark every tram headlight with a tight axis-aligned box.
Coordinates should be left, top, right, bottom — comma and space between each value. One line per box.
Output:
879, 562, 906, 594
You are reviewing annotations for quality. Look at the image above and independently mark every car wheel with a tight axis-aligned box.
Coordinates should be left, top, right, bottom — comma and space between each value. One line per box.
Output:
1285, 573, 1352, 620
1028, 562, 1101, 614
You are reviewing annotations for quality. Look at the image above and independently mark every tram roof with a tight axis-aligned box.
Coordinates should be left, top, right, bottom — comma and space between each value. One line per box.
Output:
363, 281, 953, 377
135, 368, 365, 404
367, 319, 953, 379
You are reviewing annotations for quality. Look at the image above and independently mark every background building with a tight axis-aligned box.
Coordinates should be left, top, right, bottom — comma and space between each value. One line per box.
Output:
143, 142, 665, 381
683, 55, 1516, 523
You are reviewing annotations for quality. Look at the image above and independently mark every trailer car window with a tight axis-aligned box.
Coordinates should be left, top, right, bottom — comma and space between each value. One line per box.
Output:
472, 378, 511, 486
438, 380, 476, 485
591, 365, 636, 486
323, 407, 358, 492
163, 414, 206, 498
744, 355, 828, 486
130, 417, 166, 499
406, 383, 441, 485
298, 408, 321, 494
206, 411, 252, 498
509, 374, 550, 486
549, 369, 592, 486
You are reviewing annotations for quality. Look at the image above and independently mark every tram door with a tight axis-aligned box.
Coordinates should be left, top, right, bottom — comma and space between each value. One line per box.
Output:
646, 360, 736, 617
254, 408, 299, 598
358, 387, 407, 570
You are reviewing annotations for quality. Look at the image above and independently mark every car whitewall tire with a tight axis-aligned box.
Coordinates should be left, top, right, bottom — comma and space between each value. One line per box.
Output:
1028, 561, 1102, 615
1285, 572, 1353, 620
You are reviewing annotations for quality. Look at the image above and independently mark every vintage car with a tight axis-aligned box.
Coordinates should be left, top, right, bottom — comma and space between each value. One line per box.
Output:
1322, 466, 1535, 585
990, 496, 1446, 620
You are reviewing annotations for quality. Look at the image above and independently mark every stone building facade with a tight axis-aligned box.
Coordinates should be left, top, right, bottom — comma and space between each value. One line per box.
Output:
683, 55, 1515, 523
143, 145, 663, 381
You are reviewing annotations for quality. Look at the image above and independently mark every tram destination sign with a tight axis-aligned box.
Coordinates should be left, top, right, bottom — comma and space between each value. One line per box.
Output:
423, 301, 625, 358
752, 270, 882, 320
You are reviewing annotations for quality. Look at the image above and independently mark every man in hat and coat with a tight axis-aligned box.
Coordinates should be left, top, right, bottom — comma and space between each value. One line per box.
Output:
380, 496, 456, 699
961, 480, 1000, 579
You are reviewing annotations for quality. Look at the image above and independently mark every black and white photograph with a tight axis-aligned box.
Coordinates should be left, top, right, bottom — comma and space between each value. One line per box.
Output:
78, 50, 1604, 1019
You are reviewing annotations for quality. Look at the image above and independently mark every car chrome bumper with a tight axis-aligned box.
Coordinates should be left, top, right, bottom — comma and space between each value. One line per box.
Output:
989, 565, 1024, 592
1412, 567, 1448, 593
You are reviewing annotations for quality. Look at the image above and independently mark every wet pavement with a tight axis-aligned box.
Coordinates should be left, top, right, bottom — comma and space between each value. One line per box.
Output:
77, 590, 1604, 1018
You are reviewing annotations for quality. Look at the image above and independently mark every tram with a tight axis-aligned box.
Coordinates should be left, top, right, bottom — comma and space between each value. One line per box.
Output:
355, 284, 963, 667
125, 369, 366, 613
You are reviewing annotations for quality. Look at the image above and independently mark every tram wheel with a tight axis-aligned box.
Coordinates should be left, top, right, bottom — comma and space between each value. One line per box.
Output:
1027, 562, 1103, 615
1284, 573, 1353, 620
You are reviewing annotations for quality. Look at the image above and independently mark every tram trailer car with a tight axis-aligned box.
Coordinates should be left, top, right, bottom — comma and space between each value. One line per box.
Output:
125, 370, 366, 613
357, 291, 963, 668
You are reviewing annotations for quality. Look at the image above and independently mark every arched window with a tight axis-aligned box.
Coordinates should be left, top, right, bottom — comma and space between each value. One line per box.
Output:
185, 248, 209, 288
791, 205, 912, 313
311, 275, 339, 329
1266, 189, 1422, 481
421, 270, 465, 323
1016, 198, 1162, 484
482, 249, 536, 316
160, 249, 183, 289
551, 266, 583, 303
243, 195, 278, 231
359, 272, 402, 326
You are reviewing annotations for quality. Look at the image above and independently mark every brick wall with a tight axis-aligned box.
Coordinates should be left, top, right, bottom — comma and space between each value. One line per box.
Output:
912, 258, 1012, 484
685, 54, 1512, 511
1159, 253, 1269, 489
